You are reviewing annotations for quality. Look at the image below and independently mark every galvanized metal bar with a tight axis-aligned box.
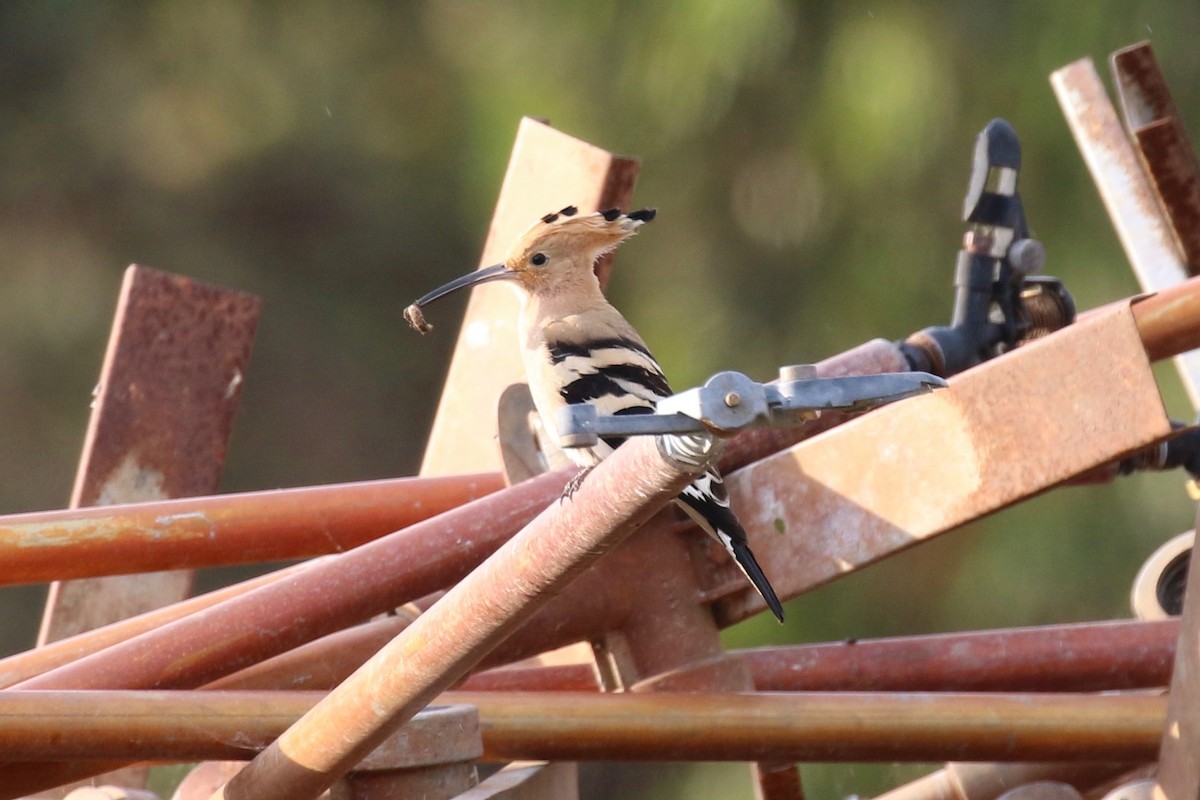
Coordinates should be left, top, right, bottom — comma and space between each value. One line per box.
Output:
1051, 56, 1200, 410
40, 266, 261, 644
0, 690, 1164, 765
1155, 507, 1200, 799
717, 302, 1172, 623
211, 432, 708, 800
420, 117, 639, 476
0, 472, 501, 585
1112, 41, 1200, 276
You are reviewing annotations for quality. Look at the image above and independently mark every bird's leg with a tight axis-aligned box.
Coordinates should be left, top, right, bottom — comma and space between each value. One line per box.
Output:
561, 465, 595, 501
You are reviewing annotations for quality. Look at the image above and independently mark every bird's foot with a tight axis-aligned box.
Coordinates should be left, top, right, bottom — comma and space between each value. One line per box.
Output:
561, 466, 594, 501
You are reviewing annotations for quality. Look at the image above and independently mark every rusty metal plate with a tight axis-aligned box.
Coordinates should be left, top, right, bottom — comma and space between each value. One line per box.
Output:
1112, 42, 1200, 277
1155, 519, 1200, 800
39, 266, 260, 644
419, 118, 639, 476
718, 302, 1173, 622
1052, 56, 1200, 411
1052, 58, 1187, 302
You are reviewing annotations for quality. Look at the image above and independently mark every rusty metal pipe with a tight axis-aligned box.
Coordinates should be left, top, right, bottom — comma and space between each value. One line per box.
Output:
1132, 278, 1200, 363
245, 617, 1176, 695
0, 473, 566, 797
212, 432, 709, 800
0, 690, 1162, 765
0, 563, 307, 689
741, 618, 1178, 693
0, 473, 502, 585
12, 470, 567, 693
0, 690, 1166, 767
458, 691, 1164, 764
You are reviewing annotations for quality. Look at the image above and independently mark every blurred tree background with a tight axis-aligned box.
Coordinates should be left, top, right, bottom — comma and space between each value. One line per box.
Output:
2, 2, 1199, 797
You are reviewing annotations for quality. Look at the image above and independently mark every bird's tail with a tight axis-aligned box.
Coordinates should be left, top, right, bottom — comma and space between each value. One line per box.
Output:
728, 538, 785, 623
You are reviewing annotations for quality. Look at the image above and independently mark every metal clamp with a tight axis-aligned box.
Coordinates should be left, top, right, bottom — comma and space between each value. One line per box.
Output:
557, 365, 947, 449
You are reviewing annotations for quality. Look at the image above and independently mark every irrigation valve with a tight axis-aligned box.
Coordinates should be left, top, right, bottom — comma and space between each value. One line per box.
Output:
900, 118, 1076, 378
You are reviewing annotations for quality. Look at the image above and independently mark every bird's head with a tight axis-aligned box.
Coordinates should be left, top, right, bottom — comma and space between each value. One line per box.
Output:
404, 206, 655, 333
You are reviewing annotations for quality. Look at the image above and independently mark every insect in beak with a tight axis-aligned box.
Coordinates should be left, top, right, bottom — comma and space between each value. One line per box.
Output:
403, 263, 514, 334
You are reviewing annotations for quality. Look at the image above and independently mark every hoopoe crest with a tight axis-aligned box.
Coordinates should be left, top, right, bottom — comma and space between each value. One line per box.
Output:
406, 207, 785, 622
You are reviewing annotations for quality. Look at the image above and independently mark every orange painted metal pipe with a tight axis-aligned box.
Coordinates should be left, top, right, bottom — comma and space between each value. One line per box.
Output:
0, 473, 503, 585
213, 431, 707, 800
0, 690, 1163, 765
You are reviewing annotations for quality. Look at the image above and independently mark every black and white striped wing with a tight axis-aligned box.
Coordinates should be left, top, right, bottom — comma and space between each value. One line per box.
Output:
548, 336, 672, 457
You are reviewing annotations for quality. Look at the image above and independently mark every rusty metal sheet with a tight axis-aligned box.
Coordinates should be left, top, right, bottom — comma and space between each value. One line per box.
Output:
1052, 58, 1187, 305
718, 302, 1173, 622
419, 118, 639, 476
39, 266, 260, 644
1112, 41, 1200, 276
1051, 57, 1200, 411
1155, 519, 1200, 799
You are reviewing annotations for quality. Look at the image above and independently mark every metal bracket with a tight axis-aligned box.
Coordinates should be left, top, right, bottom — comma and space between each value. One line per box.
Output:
557, 365, 946, 449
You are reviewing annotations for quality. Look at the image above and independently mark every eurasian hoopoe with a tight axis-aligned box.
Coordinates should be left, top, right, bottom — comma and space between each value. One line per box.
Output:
405, 206, 785, 623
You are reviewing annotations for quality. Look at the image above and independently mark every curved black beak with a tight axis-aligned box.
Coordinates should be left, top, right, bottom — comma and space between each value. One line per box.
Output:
411, 263, 514, 308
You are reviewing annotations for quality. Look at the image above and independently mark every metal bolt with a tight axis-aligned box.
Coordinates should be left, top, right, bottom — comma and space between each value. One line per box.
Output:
724, 391, 741, 408
1008, 238, 1046, 275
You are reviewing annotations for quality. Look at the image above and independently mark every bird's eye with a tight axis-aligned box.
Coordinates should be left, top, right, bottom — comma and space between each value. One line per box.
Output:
531, 253, 548, 266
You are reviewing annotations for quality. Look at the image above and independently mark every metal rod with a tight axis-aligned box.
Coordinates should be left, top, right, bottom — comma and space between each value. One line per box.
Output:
12, 471, 566, 693
457, 691, 1163, 764
211, 432, 709, 800
0, 472, 502, 585
741, 618, 1177, 693
0, 690, 1164, 765
0, 342, 912, 695
247, 617, 1176, 695
1132, 276, 1200, 363
0, 562, 307, 688
0, 473, 566, 796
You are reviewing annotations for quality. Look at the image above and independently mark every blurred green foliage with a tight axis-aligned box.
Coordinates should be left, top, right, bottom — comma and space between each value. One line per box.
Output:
2, 2, 1199, 797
